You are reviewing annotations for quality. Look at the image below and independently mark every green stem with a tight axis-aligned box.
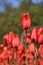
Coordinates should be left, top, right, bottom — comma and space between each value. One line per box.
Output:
12, 47, 15, 65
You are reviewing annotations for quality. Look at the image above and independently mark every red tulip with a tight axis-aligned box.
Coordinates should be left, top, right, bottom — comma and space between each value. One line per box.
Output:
35, 58, 43, 65
37, 28, 43, 36
12, 34, 20, 48
20, 12, 31, 29
24, 38, 31, 45
3, 31, 15, 46
1, 47, 7, 61
8, 31, 15, 44
38, 33, 43, 44
0, 44, 3, 53
31, 28, 37, 42
38, 44, 43, 58
37, 28, 43, 44
29, 59, 33, 65
22, 59, 26, 65
7, 46, 12, 61
24, 33, 31, 45
21, 53, 26, 60
29, 43, 35, 53
18, 43, 25, 55
3, 33, 8, 46
28, 53, 33, 60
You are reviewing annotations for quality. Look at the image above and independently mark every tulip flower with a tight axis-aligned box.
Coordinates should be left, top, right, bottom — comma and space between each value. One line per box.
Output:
37, 28, 43, 36
38, 44, 43, 58
38, 33, 43, 44
12, 34, 20, 48
2, 47, 7, 60
3, 31, 15, 47
0, 44, 3, 53
20, 12, 31, 30
7, 46, 12, 62
28, 53, 34, 60
29, 43, 35, 53
31, 28, 37, 42
35, 58, 43, 65
3, 33, 9, 46
29, 59, 33, 65
21, 53, 26, 60
18, 43, 25, 55
24, 33, 31, 45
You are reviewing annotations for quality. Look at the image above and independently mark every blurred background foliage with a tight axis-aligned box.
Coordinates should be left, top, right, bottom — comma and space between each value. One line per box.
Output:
0, 0, 43, 43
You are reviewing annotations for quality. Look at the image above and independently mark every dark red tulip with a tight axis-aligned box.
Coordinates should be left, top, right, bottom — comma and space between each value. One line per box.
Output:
21, 53, 26, 60
20, 12, 31, 29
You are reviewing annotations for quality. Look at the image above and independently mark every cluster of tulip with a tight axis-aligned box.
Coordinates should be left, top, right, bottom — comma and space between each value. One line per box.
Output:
0, 12, 43, 65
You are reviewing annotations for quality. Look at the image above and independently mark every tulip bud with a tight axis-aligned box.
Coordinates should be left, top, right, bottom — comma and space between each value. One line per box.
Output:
12, 35, 20, 48
20, 12, 31, 30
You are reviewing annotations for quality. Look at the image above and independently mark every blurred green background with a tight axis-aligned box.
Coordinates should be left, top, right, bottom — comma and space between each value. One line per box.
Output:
0, 0, 43, 43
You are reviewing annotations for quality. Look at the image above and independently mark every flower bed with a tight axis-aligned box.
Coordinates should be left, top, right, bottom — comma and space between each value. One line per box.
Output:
0, 12, 43, 65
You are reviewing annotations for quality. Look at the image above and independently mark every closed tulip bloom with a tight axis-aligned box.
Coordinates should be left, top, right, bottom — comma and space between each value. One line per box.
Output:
0, 44, 3, 53
2, 47, 7, 60
21, 53, 26, 60
35, 58, 43, 65
37, 28, 43, 36
29, 43, 35, 53
29, 59, 33, 65
20, 12, 31, 29
3, 31, 15, 47
38, 44, 43, 58
31, 28, 37, 42
22, 59, 26, 65
18, 43, 25, 55
8, 31, 15, 44
28, 53, 33, 60
24, 33, 31, 45
24, 37, 31, 45
12, 34, 20, 48
38, 33, 43, 44
3, 34, 9, 46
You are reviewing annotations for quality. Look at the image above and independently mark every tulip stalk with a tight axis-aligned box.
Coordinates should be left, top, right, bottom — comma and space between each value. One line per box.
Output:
12, 47, 18, 65
12, 47, 15, 65
16, 48, 18, 65
25, 29, 28, 65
